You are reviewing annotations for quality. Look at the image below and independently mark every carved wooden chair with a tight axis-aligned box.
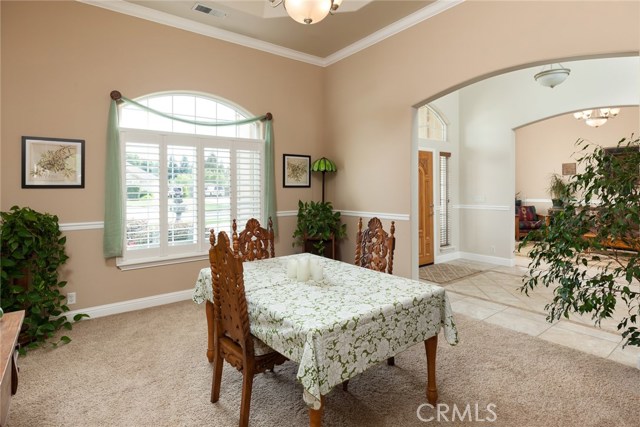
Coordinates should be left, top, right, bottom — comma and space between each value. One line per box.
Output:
344, 217, 396, 391
209, 230, 287, 427
354, 217, 396, 275
232, 217, 275, 261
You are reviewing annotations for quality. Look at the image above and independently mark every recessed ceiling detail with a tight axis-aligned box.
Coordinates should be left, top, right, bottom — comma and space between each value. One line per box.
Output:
79, 0, 462, 65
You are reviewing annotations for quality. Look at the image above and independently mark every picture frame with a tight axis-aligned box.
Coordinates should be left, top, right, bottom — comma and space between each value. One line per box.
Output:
562, 162, 576, 176
283, 154, 311, 188
22, 136, 85, 188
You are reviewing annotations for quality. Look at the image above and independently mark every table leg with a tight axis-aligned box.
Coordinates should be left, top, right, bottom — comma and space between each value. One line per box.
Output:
425, 335, 438, 405
309, 396, 324, 427
206, 300, 214, 363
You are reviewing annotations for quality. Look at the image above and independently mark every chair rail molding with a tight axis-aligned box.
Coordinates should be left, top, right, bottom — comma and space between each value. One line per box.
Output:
339, 210, 410, 222
59, 221, 104, 231
454, 204, 510, 211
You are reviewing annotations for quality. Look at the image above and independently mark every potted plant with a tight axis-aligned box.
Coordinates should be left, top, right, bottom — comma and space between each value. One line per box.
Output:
521, 136, 640, 347
0, 206, 88, 353
547, 173, 569, 207
292, 200, 347, 258
515, 192, 522, 207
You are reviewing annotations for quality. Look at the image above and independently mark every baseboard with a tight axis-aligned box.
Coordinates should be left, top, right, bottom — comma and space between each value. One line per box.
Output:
458, 252, 515, 267
435, 251, 461, 263
62, 289, 194, 320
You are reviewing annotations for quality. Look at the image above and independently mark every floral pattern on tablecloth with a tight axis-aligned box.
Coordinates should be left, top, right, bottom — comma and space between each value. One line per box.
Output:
193, 254, 458, 407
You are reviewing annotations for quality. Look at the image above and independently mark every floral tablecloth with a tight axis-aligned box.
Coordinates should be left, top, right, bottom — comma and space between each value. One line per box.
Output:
193, 253, 458, 408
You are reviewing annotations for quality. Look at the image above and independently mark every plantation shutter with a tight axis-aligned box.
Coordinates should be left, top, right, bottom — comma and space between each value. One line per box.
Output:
439, 152, 451, 247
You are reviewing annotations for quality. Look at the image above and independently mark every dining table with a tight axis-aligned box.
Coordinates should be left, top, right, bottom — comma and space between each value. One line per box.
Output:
193, 253, 458, 426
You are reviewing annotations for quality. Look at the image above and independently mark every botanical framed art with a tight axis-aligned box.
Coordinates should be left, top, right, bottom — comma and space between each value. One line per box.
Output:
22, 136, 85, 188
283, 154, 311, 188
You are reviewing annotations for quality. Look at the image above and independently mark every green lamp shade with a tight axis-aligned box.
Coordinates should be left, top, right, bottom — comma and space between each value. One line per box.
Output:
311, 157, 337, 173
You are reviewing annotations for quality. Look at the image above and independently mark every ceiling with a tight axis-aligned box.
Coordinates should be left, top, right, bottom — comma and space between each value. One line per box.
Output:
83, 0, 452, 65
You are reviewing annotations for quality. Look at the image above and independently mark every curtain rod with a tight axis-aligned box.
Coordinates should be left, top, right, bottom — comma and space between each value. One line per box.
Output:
109, 90, 272, 121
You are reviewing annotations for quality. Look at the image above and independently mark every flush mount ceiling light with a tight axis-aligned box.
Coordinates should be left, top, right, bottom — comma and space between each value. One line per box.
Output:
269, 0, 343, 25
534, 63, 571, 88
573, 107, 621, 127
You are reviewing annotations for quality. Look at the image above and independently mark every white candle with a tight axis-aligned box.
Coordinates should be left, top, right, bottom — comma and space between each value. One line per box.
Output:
287, 259, 298, 279
297, 257, 310, 282
311, 261, 323, 281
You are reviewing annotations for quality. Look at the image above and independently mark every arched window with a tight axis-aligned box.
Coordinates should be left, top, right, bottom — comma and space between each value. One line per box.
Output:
119, 92, 263, 265
418, 105, 447, 141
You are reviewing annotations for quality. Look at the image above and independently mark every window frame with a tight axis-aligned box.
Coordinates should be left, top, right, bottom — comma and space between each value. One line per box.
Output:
116, 93, 264, 269
439, 152, 452, 248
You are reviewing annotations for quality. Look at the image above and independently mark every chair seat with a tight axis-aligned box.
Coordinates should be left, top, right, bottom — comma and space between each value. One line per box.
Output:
222, 333, 274, 356
520, 219, 543, 230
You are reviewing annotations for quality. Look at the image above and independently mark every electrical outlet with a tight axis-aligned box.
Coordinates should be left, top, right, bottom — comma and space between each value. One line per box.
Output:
67, 292, 76, 305
490, 246, 496, 254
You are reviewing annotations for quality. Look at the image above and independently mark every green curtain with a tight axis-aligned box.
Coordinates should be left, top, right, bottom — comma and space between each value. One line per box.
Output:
103, 95, 277, 258
103, 100, 124, 258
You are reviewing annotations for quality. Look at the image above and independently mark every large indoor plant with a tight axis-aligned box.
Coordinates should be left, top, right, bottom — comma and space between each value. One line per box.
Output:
547, 173, 570, 207
520, 136, 640, 347
0, 206, 87, 353
292, 200, 347, 258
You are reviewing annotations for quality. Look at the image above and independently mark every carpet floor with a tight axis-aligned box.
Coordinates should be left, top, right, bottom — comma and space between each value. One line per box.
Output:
7, 300, 638, 427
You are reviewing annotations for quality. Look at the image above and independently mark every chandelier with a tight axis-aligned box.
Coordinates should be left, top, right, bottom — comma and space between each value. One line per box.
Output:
534, 63, 571, 88
573, 108, 621, 128
269, 0, 343, 25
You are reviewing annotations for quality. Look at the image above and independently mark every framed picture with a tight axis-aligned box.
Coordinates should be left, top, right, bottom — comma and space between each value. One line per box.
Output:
283, 154, 311, 188
22, 136, 85, 188
562, 162, 576, 176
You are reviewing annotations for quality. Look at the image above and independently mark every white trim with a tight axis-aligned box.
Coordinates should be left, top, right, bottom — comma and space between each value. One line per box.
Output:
455, 204, 510, 211
78, 0, 463, 67
435, 250, 461, 264
78, 0, 325, 66
59, 221, 104, 231
117, 254, 208, 271
276, 210, 298, 217
62, 289, 194, 320
324, 0, 464, 66
458, 252, 515, 267
339, 210, 410, 221
523, 198, 552, 203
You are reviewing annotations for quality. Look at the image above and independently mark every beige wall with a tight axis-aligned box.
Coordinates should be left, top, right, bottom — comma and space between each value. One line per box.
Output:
0, 1, 322, 309
516, 106, 640, 214
326, 0, 639, 273
2, 0, 639, 311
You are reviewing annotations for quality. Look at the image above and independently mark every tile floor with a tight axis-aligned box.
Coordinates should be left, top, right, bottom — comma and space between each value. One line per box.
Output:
431, 255, 640, 369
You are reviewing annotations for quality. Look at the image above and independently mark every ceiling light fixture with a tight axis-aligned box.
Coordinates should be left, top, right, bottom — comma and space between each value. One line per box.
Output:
573, 107, 621, 127
534, 63, 571, 88
269, 0, 343, 25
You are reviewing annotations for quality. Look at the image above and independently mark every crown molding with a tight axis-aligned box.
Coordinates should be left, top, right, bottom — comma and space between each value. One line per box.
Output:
324, 0, 465, 66
77, 0, 326, 66
78, 0, 463, 67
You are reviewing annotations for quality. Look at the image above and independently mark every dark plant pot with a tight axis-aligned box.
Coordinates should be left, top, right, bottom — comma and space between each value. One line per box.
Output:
303, 236, 336, 259
551, 199, 564, 208
515, 200, 522, 207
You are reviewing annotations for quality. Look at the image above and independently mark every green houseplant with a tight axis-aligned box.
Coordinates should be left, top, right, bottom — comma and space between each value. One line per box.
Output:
521, 136, 640, 347
547, 173, 570, 207
292, 200, 347, 257
0, 206, 88, 353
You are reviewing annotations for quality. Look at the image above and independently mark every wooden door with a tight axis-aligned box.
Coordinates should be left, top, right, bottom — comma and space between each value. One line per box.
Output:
419, 151, 434, 265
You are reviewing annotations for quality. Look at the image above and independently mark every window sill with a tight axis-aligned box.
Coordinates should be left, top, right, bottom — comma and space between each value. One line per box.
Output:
116, 253, 208, 271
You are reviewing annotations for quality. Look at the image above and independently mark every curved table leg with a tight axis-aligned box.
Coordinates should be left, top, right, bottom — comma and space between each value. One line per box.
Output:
425, 335, 438, 405
206, 300, 214, 363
